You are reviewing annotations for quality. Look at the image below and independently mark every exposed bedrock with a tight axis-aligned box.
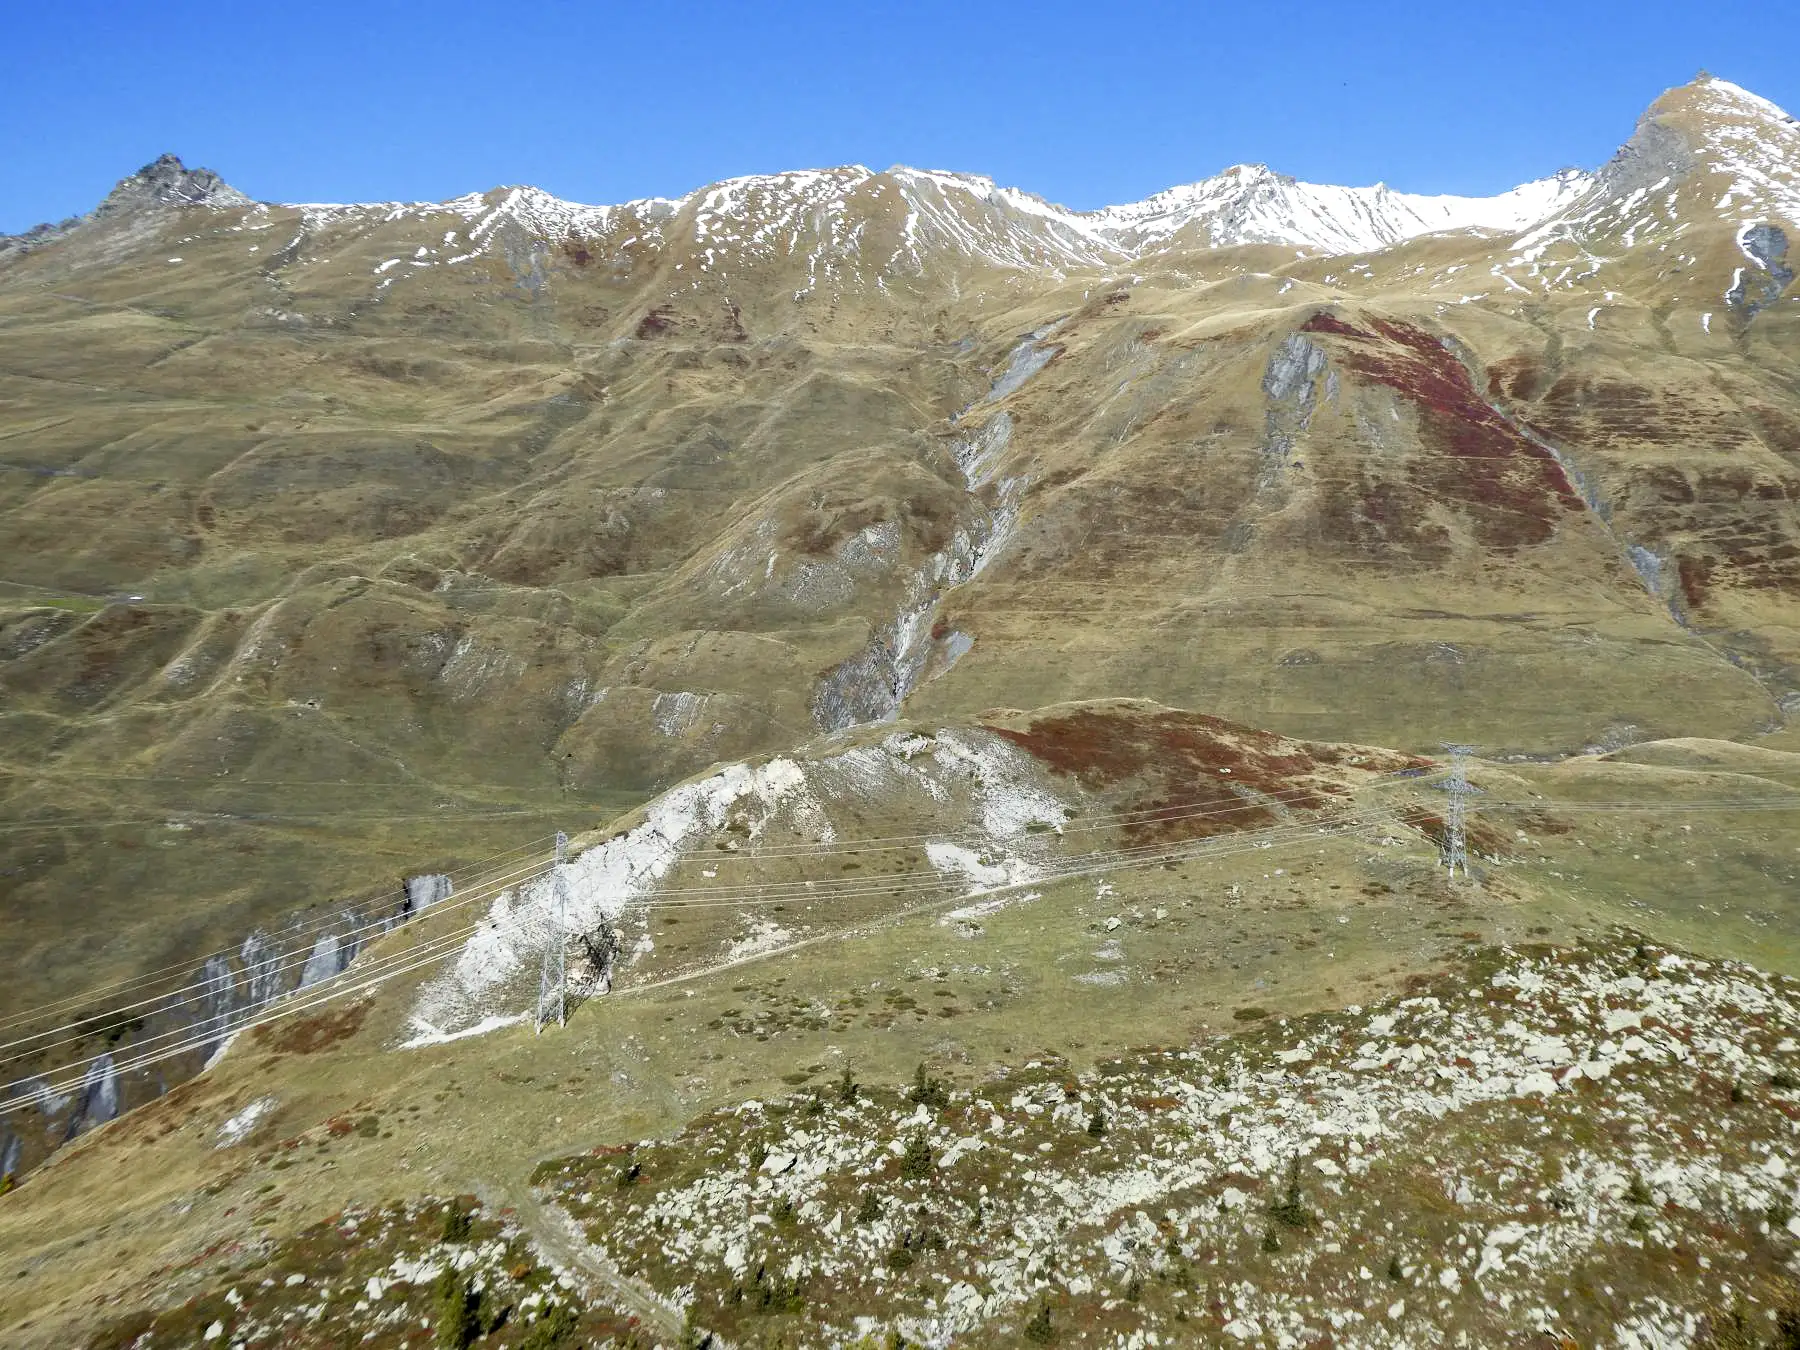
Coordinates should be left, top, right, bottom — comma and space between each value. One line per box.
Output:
3, 871, 454, 1178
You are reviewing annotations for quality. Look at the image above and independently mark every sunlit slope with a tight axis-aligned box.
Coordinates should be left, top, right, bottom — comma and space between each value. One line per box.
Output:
0, 76, 1794, 1043
8, 711, 1800, 1344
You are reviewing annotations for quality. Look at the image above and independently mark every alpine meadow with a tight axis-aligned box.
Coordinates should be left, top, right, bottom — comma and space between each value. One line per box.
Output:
4, 71, 1800, 1349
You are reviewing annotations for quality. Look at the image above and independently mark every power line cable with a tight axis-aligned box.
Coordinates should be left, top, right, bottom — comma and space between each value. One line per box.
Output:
0, 835, 556, 1035
10, 775, 1800, 1115
0, 856, 550, 1067
0, 918, 496, 1116
0, 807, 1393, 1114
0, 799, 1417, 1102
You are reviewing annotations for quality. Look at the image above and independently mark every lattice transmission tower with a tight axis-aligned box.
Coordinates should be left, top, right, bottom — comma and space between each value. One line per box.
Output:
536, 831, 569, 1033
1439, 746, 1481, 880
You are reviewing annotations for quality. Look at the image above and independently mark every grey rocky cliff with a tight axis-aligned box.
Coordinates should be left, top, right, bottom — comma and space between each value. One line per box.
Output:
403, 872, 455, 916
94, 152, 251, 216
2, 152, 251, 259
3, 870, 456, 1179
1726, 222, 1794, 318
1583, 110, 1698, 205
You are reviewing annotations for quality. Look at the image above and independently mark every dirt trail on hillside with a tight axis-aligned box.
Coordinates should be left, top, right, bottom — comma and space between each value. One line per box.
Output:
480, 1175, 690, 1341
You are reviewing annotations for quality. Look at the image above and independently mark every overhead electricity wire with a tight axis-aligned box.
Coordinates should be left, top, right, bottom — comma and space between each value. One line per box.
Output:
1, 790, 1456, 1113
0, 858, 550, 1067
0, 806, 1396, 1116
0, 855, 552, 1067
4, 780, 1387, 1030
0, 920, 492, 1108
0, 841, 552, 1039
0, 780, 1409, 1052
0, 806, 555, 833
458, 791, 1800, 916
6, 784, 1373, 1047
0, 795, 1413, 1098
0, 834, 557, 1036
10, 775, 1800, 1117
12, 780, 1800, 1054
636, 808, 1397, 909
0, 830, 556, 1026
0, 918, 495, 1117
679, 779, 1411, 864
0, 848, 571, 1095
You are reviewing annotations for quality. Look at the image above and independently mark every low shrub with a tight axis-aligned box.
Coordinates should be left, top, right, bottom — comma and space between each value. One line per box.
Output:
432, 1270, 480, 1350
900, 1131, 935, 1180
907, 1063, 950, 1110
518, 1302, 578, 1350
1268, 1159, 1315, 1231
439, 1205, 472, 1243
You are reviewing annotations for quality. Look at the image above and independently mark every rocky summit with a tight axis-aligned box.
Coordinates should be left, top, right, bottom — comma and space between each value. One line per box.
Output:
2, 75, 1800, 1348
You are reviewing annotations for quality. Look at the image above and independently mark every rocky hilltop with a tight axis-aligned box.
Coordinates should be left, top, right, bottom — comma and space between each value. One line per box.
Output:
1, 75, 1799, 1347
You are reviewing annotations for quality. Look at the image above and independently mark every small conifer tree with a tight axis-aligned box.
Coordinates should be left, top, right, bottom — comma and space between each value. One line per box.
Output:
900, 1130, 934, 1179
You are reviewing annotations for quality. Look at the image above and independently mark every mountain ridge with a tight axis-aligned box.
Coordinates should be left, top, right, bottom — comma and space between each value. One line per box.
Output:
11, 76, 1794, 271
5, 69, 1800, 1347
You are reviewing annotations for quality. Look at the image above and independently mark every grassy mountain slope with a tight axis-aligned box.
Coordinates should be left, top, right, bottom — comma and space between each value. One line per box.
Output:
1, 73, 1799, 1346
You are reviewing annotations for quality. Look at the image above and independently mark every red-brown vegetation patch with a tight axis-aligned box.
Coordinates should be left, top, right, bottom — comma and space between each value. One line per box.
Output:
1670, 519, 1800, 600
1747, 403, 1800, 459
252, 999, 370, 1057
1617, 456, 1800, 598
1678, 554, 1714, 610
1300, 312, 1585, 555
1005, 473, 1247, 581
1398, 806, 1510, 858
1131, 1094, 1183, 1112
1513, 808, 1574, 837
989, 705, 1404, 844
1635, 465, 1697, 505
1486, 354, 1546, 403
1298, 311, 1364, 339
633, 305, 679, 339
99, 1077, 216, 1151
1535, 377, 1747, 457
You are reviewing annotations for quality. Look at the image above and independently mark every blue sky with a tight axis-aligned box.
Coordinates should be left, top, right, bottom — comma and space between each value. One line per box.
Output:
4, 0, 1796, 234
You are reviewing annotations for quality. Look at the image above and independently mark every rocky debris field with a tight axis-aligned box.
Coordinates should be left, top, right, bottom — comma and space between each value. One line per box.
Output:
54, 934, 1800, 1348
84, 1195, 627, 1350
528, 936, 1800, 1348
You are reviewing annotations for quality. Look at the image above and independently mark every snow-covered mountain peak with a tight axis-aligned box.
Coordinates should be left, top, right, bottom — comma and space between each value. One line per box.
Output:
1689, 76, 1798, 129
1682, 77, 1800, 224
1082, 164, 1591, 256
16, 77, 1794, 291
259, 153, 1598, 279
1520, 73, 1800, 262
876, 159, 1593, 263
